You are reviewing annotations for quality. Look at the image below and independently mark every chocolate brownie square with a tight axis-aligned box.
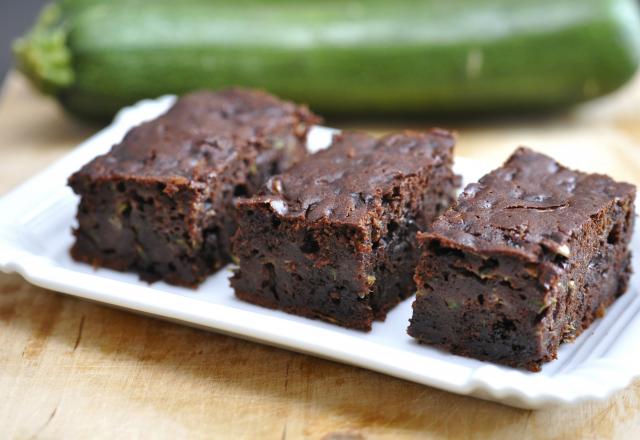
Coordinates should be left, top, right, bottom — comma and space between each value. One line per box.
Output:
231, 130, 460, 330
68, 88, 320, 287
408, 147, 636, 371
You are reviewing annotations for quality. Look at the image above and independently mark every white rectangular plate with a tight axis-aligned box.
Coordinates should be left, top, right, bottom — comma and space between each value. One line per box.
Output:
1, 96, 638, 409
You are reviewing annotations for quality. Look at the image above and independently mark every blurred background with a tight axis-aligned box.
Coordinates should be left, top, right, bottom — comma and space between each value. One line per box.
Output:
0, 0, 635, 195
4, 0, 640, 122
0, 0, 47, 81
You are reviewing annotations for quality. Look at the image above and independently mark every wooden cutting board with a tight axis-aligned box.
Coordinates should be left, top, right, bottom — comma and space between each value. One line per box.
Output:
1, 71, 639, 439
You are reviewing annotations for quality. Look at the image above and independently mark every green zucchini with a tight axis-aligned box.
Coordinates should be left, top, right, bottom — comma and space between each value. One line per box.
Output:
14, 0, 640, 120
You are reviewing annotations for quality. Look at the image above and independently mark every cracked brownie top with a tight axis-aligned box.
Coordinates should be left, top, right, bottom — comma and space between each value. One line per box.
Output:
75, 88, 319, 182
246, 129, 457, 227
424, 147, 636, 261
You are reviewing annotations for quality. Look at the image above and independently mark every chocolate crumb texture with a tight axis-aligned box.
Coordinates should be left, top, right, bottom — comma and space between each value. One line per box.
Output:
408, 147, 636, 371
68, 88, 320, 287
231, 129, 460, 330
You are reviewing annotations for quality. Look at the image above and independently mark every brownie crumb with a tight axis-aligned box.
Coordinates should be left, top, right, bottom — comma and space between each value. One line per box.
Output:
408, 147, 636, 371
231, 130, 460, 330
69, 88, 320, 287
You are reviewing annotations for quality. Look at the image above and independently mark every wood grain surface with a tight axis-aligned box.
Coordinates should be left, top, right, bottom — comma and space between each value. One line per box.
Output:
1, 72, 639, 439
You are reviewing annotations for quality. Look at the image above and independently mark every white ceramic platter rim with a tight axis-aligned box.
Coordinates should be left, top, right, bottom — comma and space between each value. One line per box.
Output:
0, 95, 638, 409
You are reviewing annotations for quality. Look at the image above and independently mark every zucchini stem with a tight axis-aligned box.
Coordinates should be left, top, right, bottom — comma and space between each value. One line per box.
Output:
12, 2, 73, 95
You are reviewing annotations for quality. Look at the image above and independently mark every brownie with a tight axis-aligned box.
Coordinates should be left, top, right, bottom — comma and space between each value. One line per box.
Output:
408, 147, 636, 371
68, 88, 320, 287
231, 130, 460, 330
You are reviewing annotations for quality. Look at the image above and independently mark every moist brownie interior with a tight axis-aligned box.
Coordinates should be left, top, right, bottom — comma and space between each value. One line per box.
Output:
409, 147, 636, 371
231, 130, 460, 330
69, 88, 320, 286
